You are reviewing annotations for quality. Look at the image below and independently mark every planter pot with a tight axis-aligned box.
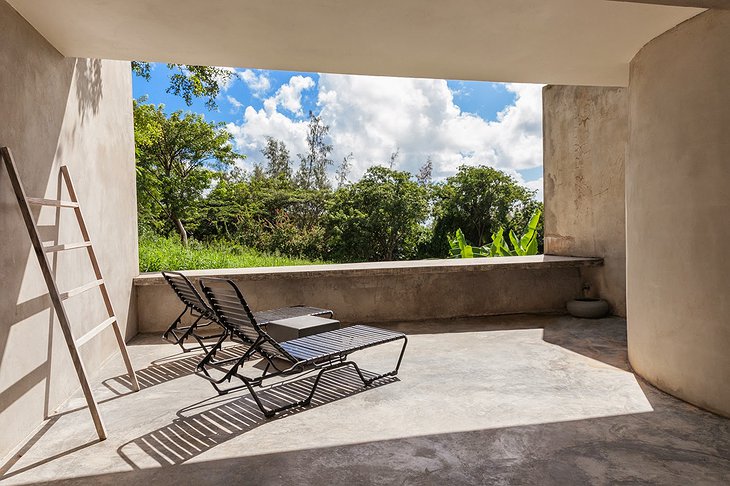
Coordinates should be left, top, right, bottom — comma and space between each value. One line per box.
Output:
567, 298, 610, 319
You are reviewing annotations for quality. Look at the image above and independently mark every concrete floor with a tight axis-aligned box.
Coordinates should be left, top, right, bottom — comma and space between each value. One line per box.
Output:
1, 315, 728, 485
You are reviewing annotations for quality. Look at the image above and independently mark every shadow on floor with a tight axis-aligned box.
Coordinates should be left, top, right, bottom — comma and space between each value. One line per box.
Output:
26, 407, 730, 486
103, 345, 247, 394
541, 317, 629, 370
118, 366, 397, 469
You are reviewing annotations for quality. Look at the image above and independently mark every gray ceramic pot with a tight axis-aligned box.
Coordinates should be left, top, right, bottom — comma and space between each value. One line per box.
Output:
567, 298, 610, 318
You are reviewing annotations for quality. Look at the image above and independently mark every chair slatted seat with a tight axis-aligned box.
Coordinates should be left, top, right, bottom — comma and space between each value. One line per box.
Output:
197, 278, 408, 418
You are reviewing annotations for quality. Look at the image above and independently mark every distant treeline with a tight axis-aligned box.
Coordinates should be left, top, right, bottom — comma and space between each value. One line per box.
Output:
135, 102, 542, 263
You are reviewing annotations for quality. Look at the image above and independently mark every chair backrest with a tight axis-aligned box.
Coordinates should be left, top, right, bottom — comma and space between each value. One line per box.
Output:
199, 278, 296, 362
162, 271, 215, 319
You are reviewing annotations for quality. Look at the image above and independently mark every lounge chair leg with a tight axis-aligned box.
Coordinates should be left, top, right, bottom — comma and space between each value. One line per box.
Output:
162, 307, 188, 346
362, 335, 408, 385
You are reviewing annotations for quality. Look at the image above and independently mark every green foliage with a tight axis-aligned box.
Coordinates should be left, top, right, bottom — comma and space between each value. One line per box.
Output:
326, 166, 429, 262
447, 228, 489, 258
134, 100, 241, 245
430, 165, 538, 257
262, 136, 292, 180
448, 208, 542, 258
139, 234, 323, 272
132, 88, 544, 268
132, 62, 234, 110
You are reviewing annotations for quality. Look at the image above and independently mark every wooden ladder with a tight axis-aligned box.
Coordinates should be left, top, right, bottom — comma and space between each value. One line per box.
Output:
1, 147, 140, 441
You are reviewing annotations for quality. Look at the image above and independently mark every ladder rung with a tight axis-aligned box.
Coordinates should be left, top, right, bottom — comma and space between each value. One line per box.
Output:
75, 317, 116, 346
27, 197, 79, 208
60, 279, 104, 300
43, 242, 91, 252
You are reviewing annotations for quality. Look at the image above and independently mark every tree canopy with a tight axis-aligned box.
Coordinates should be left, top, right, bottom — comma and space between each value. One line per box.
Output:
134, 101, 241, 245
430, 165, 539, 257
132, 62, 234, 110
327, 166, 429, 262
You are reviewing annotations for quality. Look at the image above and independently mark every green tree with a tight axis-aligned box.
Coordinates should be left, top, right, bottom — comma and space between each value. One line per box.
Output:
296, 111, 333, 190
132, 62, 234, 110
262, 137, 292, 180
327, 166, 429, 262
336, 153, 353, 188
429, 165, 538, 257
134, 101, 241, 245
416, 156, 433, 186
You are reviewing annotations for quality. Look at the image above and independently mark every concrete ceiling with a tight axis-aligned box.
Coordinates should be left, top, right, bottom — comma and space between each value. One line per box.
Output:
7, 0, 704, 86
612, 1, 728, 8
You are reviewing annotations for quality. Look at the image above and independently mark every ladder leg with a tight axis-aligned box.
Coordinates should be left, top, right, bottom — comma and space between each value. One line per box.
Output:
111, 321, 140, 391
60, 165, 141, 393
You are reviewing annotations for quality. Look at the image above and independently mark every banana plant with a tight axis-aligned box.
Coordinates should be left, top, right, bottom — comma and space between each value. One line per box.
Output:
508, 208, 541, 256
448, 228, 489, 258
448, 208, 542, 258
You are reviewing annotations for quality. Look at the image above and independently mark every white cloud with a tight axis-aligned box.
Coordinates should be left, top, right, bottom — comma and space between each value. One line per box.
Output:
226, 73, 543, 192
264, 75, 315, 115
523, 177, 544, 202
238, 69, 272, 96
227, 95, 243, 113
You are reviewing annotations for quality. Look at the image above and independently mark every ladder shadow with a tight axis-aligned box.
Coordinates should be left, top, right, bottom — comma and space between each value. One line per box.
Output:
118, 367, 398, 469
103, 344, 249, 394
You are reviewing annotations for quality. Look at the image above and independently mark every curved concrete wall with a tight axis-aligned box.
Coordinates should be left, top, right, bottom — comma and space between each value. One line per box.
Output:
626, 9, 730, 416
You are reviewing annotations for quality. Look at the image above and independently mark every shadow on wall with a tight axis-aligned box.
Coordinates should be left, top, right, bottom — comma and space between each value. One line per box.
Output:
0, 53, 106, 461
75, 58, 103, 125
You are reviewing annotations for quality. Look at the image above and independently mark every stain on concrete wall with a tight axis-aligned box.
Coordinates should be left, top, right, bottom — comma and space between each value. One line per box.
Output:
543, 85, 628, 316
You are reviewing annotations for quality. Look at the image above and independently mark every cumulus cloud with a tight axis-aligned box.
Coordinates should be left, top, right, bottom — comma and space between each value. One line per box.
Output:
238, 69, 272, 96
263, 75, 315, 115
227, 95, 243, 112
226, 73, 543, 191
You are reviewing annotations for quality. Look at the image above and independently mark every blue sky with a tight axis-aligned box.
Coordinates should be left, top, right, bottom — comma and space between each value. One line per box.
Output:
133, 64, 544, 199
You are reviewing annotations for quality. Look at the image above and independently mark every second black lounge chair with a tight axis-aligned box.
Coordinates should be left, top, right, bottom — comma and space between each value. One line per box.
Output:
196, 278, 408, 418
161, 271, 333, 352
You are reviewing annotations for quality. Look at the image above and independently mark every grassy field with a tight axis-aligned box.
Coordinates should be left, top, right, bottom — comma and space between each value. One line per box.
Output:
138, 235, 325, 272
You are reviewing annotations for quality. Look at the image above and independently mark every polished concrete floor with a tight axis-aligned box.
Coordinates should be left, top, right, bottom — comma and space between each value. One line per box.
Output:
1, 315, 728, 485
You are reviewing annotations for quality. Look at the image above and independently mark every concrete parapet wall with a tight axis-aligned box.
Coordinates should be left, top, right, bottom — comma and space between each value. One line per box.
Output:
134, 256, 601, 332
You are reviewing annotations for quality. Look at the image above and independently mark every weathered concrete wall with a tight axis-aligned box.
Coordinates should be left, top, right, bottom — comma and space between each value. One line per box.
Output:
543, 85, 628, 317
135, 256, 601, 332
626, 9, 730, 417
0, 2, 138, 463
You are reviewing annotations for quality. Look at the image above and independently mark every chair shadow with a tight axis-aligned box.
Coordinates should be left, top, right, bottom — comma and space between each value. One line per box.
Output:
118, 367, 398, 469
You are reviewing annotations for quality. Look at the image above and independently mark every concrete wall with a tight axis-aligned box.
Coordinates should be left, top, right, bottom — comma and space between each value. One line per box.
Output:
135, 256, 601, 332
0, 2, 138, 463
626, 9, 730, 417
543, 85, 628, 317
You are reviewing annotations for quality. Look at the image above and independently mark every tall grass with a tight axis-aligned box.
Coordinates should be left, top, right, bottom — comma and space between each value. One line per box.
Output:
139, 235, 325, 272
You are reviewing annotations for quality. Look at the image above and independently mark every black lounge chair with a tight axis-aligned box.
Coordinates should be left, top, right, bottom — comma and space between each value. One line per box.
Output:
196, 278, 408, 418
161, 271, 333, 352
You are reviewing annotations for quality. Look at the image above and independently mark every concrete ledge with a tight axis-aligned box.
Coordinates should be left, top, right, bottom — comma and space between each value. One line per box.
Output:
134, 256, 602, 332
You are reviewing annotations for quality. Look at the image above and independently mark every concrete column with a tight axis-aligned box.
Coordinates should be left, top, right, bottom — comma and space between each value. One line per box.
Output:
543, 85, 628, 316
626, 9, 730, 416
